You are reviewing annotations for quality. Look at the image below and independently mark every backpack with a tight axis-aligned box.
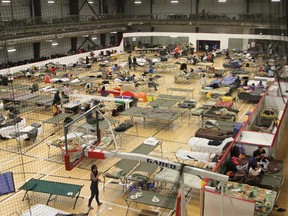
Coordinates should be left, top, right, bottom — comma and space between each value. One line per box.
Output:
64, 117, 73, 124
112, 108, 119, 117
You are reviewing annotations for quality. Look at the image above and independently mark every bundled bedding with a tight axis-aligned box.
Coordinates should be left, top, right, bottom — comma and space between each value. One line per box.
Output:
0, 117, 26, 139
175, 148, 217, 169
195, 128, 233, 141
188, 137, 233, 154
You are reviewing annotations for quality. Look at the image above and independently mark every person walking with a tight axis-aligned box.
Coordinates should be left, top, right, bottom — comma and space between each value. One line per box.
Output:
88, 164, 102, 210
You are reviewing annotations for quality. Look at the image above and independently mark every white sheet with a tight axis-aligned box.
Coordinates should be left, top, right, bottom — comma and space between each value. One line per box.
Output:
154, 168, 202, 189
188, 137, 233, 154
6, 124, 43, 141
21, 204, 68, 216
176, 149, 216, 169
0, 118, 26, 137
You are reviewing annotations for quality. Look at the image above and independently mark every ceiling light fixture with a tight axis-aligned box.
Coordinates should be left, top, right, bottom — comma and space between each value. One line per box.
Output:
7, 48, 16, 52
171, 0, 179, 3
110, 31, 117, 34
271, 0, 280, 2
92, 37, 97, 40
134, 0, 141, 4
88, 1, 94, 4
51, 42, 58, 46
218, 0, 226, 2
48, 0, 55, 3
2, 0, 11, 3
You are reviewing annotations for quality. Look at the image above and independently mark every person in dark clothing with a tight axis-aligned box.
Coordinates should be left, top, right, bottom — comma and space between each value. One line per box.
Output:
133, 56, 137, 70
253, 146, 266, 162
128, 54, 132, 70
247, 151, 258, 171
147, 77, 158, 91
243, 79, 248, 87
101, 86, 109, 97
53, 90, 61, 105
88, 164, 102, 210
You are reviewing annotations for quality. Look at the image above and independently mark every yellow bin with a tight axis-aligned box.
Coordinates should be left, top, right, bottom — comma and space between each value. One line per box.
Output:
221, 96, 233, 102
146, 94, 156, 102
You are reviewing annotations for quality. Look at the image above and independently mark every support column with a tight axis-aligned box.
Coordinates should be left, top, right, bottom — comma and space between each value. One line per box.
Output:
71, 37, 77, 53
246, 0, 250, 14
33, 42, 41, 60
117, 32, 123, 46
69, 0, 79, 15
33, 0, 41, 17
69, 0, 79, 53
100, 34, 106, 48
116, 0, 124, 13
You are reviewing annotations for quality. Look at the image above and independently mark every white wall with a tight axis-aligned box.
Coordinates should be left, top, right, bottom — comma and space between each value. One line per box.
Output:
204, 190, 255, 216
0, 45, 124, 75
123, 32, 288, 51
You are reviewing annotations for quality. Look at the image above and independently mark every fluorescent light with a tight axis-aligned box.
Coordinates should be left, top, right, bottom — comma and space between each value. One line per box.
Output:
88, 1, 94, 3
171, 0, 178, 3
48, 0, 55, 3
7, 48, 16, 52
134, 0, 141, 4
218, 0, 226, 2
170, 36, 178, 38
51, 42, 58, 46
110, 31, 117, 34
271, 0, 280, 2
2, 0, 11, 3
92, 37, 97, 40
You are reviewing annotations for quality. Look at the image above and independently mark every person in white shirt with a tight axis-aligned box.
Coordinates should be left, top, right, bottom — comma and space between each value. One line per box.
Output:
63, 84, 72, 96
248, 163, 263, 177
200, 74, 207, 88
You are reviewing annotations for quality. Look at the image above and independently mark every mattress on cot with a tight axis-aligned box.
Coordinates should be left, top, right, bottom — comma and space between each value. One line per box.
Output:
195, 128, 233, 141
22, 204, 68, 216
154, 168, 202, 189
7, 123, 42, 141
0, 118, 26, 137
188, 137, 234, 154
175, 148, 216, 169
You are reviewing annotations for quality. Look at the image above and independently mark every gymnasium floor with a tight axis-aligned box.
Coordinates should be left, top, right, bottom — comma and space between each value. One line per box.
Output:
0, 51, 287, 216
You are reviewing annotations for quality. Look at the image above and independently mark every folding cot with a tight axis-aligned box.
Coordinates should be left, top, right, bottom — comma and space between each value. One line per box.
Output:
103, 142, 162, 191
19, 178, 83, 209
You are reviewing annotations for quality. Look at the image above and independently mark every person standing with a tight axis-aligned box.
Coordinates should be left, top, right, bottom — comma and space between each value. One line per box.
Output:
205, 44, 209, 54
128, 54, 132, 70
200, 74, 207, 88
133, 55, 137, 70
53, 90, 61, 106
88, 164, 102, 210
175, 45, 179, 59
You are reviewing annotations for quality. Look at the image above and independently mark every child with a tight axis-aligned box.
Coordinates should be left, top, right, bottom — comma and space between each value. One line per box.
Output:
52, 102, 61, 116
